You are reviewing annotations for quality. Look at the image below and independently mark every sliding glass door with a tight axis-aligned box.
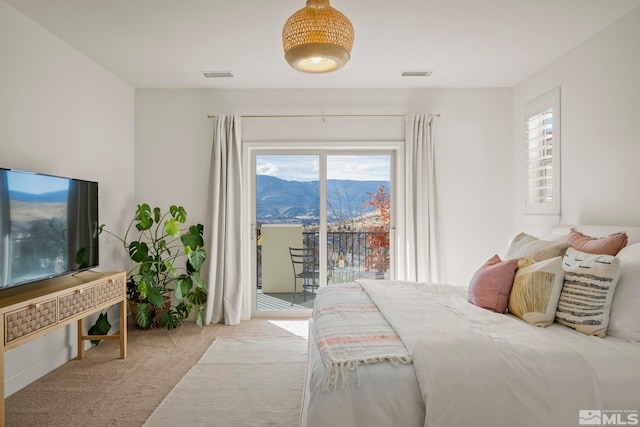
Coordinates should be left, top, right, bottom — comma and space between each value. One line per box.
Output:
255, 154, 320, 311
253, 152, 393, 314
326, 155, 392, 285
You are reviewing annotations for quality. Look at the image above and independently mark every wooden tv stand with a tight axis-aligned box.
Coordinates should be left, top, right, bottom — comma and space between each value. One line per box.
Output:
0, 271, 127, 427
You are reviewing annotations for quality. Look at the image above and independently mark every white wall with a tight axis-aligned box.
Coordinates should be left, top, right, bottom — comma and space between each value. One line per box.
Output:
512, 6, 640, 236
0, 2, 135, 396
136, 88, 514, 287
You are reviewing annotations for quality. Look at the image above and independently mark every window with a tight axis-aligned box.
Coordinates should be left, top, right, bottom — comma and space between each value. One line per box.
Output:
524, 87, 560, 215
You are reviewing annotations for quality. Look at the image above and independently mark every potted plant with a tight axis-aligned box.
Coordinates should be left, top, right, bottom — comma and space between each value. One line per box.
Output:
99, 203, 207, 329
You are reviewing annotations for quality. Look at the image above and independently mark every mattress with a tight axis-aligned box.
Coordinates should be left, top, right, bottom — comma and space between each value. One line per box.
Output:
300, 281, 640, 427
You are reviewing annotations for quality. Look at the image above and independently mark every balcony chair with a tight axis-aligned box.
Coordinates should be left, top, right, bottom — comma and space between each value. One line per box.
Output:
289, 247, 319, 305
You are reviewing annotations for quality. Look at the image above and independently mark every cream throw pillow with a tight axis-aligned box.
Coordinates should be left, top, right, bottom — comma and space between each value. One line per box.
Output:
508, 257, 564, 327
506, 233, 570, 262
607, 242, 640, 341
555, 248, 621, 337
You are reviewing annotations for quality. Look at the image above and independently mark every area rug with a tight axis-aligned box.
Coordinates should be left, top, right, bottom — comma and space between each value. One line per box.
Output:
143, 336, 308, 427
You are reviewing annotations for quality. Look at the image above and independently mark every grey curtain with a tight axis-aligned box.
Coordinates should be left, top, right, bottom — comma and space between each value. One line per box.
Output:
404, 113, 443, 283
203, 115, 243, 325
66, 179, 98, 270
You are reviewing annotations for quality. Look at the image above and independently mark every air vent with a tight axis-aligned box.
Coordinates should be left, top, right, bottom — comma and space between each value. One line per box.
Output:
201, 71, 234, 78
401, 70, 433, 77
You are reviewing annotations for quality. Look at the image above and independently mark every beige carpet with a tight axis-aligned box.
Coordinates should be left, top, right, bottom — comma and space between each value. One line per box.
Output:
144, 336, 308, 427
5, 318, 309, 427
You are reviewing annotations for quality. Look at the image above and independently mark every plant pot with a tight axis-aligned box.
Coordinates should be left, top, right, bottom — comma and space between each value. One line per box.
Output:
128, 297, 171, 329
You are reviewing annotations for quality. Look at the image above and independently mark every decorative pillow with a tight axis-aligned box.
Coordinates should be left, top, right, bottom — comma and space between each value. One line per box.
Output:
508, 256, 564, 327
607, 242, 640, 341
506, 233, 570, 262
555, 248, 621, 337
468, 255, 518, 313
567, 228, 628, 256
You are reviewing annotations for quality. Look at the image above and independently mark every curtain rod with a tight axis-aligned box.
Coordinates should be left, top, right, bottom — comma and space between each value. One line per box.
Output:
206, 113, 441, 119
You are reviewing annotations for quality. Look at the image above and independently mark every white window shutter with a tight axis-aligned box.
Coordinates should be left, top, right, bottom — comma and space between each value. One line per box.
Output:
524, 88, 560, 215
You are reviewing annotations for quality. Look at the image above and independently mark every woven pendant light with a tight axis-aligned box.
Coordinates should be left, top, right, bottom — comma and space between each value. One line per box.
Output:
282, 0, 354, 73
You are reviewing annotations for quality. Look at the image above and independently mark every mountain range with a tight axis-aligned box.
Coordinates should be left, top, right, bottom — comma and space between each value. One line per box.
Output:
256, 175, 389, 224
8, 189, 68, 203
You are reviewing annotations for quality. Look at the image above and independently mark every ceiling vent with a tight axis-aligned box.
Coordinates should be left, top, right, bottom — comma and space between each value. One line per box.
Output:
401, 70, 433, 77
201, 71, 234, 78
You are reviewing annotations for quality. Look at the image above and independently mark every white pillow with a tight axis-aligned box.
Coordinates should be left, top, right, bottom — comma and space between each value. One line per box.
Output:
555, 248, 621, 337
508, 257, 564, 327
607, 242, 640, 341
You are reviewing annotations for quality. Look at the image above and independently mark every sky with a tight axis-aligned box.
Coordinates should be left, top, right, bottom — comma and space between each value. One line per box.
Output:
6, 170, 69, 194
256, 155, 391, 181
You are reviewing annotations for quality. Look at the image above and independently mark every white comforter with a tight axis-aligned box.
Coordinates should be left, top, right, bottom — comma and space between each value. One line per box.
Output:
358, 280, 640, 427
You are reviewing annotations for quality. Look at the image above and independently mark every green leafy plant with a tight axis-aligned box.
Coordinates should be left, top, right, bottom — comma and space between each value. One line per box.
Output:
99, 204, 207, 330
88, 311, 112, 345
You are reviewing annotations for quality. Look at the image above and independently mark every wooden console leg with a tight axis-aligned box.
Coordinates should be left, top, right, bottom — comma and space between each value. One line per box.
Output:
77, 317, 85, 360
119, 299, 127, 359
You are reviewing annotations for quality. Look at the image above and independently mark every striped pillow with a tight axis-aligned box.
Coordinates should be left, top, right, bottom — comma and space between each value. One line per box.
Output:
555, 248, 621, 337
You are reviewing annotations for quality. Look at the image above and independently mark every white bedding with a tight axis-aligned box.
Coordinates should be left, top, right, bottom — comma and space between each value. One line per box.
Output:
301, 280, 640, 427
302, 318, 424, 427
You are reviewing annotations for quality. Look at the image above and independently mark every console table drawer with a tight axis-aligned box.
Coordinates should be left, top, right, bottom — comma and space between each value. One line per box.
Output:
58, 288, 95, 321
4, 299, 58, 344
96, 277, 124, 305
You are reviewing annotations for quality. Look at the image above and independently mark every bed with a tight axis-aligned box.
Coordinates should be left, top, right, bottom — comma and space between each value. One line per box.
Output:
300, 225, 640, 427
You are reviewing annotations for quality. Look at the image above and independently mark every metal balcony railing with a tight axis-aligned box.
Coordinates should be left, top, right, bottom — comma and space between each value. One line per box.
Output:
302, 231, 390, 274
256, 230, 390, 289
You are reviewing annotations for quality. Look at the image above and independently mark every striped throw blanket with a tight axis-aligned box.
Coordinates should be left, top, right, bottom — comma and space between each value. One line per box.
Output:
313, 282, 412, 390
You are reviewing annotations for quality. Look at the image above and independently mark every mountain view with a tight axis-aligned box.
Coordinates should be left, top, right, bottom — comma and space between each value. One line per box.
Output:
9, 189, 68, 203
7, 190, 67, 223
256, 175, 389, 225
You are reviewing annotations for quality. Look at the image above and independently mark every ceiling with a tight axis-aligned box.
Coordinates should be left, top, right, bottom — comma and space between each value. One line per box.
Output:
5, 0, 639, 89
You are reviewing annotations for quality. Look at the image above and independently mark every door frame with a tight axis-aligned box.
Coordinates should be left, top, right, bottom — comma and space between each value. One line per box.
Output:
242, 141, 405, 318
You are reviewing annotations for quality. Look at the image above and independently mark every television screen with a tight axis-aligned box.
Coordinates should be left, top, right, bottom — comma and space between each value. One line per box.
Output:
0, 168, 99, 290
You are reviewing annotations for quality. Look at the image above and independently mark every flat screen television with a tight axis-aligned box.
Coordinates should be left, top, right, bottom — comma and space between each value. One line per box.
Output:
0, 168, 99, 291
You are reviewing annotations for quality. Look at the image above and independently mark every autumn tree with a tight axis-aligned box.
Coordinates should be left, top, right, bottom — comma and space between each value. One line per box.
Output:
362, 186, 390, 272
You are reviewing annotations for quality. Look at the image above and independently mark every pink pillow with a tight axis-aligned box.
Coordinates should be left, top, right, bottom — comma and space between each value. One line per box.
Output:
567, 228, 628, 256
468, 255, 519, 313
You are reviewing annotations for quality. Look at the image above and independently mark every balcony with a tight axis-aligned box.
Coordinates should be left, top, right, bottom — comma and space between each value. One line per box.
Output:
256, 230, 390, 309
303, 231, 390, 282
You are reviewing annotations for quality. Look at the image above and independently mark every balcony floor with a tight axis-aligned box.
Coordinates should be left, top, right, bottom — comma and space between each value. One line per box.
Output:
256, 289, 315, 311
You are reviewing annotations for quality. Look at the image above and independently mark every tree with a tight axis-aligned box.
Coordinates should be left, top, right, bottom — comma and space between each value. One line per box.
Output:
362, 186, 390, 272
